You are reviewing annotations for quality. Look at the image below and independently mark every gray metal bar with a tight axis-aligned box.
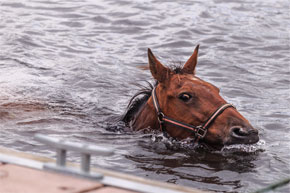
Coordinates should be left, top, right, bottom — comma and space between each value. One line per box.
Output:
34, 134, 114, 156
0, 154, 43, 169
100, 176, 187, 193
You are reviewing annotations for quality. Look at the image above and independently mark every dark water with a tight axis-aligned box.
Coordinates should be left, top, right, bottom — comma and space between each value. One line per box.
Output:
0, 0, 289, 192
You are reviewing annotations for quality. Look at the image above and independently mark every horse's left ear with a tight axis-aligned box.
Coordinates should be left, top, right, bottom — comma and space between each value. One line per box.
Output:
182, 44, 199, 74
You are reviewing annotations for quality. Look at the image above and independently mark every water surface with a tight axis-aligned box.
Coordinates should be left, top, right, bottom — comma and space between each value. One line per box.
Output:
0, 0, 289, 192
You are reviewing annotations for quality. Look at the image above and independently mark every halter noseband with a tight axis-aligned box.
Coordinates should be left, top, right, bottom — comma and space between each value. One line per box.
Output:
152, 87, 235, 143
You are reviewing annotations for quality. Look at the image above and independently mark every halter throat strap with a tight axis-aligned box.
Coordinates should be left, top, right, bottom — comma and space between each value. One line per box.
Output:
151, 87, 235, 142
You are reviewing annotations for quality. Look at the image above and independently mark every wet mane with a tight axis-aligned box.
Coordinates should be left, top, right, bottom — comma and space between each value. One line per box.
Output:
121, 81, 155, 124
122, 65, 183, 125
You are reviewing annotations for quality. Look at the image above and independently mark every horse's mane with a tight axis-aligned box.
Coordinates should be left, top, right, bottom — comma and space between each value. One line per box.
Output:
121, 81, 156, 124
121, 65, 183, 125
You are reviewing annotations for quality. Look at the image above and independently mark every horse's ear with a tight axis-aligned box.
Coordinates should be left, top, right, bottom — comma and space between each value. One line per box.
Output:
182, 44, 199, 74
148, 48, 170, 83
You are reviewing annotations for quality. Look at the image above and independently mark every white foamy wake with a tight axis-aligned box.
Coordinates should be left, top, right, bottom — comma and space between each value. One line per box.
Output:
221, 140, 266, 153
150, 132, 266, 153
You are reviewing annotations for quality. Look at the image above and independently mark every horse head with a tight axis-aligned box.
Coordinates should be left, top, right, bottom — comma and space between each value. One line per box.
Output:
124, 45, 259, 148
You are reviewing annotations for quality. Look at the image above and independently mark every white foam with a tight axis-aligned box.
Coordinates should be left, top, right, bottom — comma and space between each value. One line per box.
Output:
150, 133, 266, 153
221, 140, 266, 153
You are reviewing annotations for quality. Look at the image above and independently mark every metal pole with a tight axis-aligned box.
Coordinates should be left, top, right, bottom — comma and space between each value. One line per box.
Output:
56, 149, 66, 166
81, 153, 90, 173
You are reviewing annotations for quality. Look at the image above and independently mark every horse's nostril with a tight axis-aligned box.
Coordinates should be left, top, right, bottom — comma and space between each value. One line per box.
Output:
229, 127, 259, 144
248, 129, 258, 135
231, 127, 249, 138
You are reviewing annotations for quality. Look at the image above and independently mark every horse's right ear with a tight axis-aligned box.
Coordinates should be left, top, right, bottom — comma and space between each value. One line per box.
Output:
148, 48, 170, 83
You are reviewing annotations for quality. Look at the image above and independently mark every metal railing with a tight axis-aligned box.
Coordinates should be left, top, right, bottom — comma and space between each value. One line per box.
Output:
35, 134, 114, 179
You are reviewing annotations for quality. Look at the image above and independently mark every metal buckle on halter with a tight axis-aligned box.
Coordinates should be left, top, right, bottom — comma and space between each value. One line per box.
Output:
196, 126, 207, 138
157, 112, 164, 123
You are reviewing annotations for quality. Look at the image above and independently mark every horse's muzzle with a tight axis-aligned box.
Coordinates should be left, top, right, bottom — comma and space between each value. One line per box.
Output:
227, 126, 259, 145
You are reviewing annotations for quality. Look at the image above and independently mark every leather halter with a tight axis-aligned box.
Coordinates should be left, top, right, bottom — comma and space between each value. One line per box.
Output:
152, 87, 235, 143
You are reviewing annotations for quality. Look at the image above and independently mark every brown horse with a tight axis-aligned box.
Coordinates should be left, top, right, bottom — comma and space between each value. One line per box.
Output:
122, 45, 259, 149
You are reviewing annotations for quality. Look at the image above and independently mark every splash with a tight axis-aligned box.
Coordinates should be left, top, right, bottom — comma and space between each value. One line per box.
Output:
150, 132, 266, 153
150, 133, 201, 151
221, 140, 266, 153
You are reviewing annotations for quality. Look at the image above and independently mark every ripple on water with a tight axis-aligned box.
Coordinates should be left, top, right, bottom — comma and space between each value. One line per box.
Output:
0, 0, 289, 192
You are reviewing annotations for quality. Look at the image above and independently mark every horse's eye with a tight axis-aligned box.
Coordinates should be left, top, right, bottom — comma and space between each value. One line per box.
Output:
178, 93, 192, 102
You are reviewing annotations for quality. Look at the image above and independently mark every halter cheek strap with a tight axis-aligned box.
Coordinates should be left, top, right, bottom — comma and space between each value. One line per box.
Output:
152, 87, 235, 143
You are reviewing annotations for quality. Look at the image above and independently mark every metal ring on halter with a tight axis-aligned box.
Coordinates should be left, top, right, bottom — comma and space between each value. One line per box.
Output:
196, 126, 207, 138
157, 112, 164, 123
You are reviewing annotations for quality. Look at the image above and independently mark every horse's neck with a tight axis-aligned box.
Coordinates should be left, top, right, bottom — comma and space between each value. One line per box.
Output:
131, 97, 159, 131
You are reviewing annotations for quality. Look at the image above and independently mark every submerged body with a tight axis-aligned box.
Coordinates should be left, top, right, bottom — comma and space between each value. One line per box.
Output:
122, 45, 259, 149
